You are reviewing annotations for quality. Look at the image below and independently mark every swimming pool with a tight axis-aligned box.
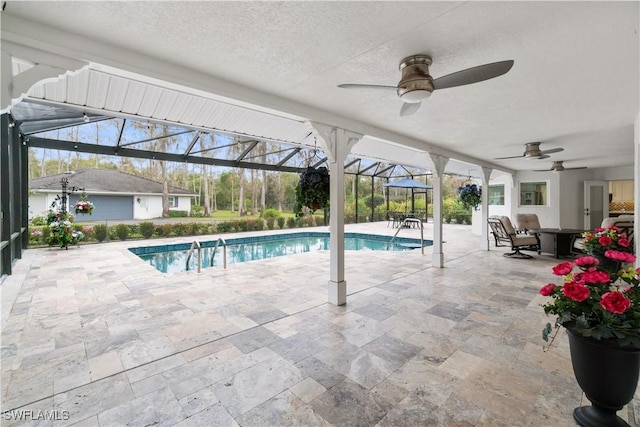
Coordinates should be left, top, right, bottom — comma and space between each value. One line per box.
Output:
129, 232, 432, 273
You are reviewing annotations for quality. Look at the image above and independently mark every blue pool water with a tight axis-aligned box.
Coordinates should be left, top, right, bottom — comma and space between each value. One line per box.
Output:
129, 232, 432, 274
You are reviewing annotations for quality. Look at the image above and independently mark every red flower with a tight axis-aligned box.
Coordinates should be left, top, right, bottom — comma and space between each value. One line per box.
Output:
562, 281, 590, 302
594, 227, 605, 232
577, 270, 610, 284
539, 283, 557, 296
605, 250, 636, 263
600, 291, 631, 314
552, 261, 573, 276
598, 236, 612, 247
574, 256, 599, 267
619, 238, 630, 248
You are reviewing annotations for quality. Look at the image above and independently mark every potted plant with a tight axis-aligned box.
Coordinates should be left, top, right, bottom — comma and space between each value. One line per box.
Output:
539, 225, 639, 426
294, 166, 330, 218
457, 183, 481, 211
46, 210, 84, 249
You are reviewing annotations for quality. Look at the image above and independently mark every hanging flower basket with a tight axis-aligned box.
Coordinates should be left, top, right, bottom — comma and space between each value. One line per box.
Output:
458, 183, 482, 211
294, 166, 330, 218
74, 200, 94, 215
74, 192, 94, 215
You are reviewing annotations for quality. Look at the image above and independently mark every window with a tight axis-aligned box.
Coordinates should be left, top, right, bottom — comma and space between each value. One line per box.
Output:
168, 196, 178, 208
488, 185, 505, 205
519, 181, 547, 206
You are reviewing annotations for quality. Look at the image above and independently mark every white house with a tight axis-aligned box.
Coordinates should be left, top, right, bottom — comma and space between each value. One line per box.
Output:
29, 168, 197, 221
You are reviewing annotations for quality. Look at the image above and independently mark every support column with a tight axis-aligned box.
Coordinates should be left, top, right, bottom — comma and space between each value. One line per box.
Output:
428, 154, 449, 268
311, 123, 362, 305
634, 111, 639, 264
480, 166, 492, 250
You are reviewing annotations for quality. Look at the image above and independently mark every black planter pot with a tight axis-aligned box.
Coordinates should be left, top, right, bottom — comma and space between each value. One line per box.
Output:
566, 327, 640, 427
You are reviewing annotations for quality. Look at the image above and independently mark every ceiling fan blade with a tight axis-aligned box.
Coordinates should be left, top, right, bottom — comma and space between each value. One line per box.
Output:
337, 83, 397, 90
527, 154, 550, 160
540, 148, 564, 155
565, 166, 588, 170
494, 154, 524, 160
400, 102, 421, 117
432, 60, 514, 90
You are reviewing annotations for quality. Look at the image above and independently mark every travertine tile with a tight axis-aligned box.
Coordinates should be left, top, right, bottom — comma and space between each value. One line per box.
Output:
3, 222, 637, 426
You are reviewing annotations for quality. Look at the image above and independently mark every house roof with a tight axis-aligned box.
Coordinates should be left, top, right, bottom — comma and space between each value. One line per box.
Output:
29, 168, 196, 196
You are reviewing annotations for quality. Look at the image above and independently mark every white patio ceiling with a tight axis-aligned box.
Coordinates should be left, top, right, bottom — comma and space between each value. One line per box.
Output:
2, 1, 638, 179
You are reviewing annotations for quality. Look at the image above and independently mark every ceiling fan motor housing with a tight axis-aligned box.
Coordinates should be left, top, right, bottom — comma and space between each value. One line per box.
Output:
523, 142, 543, 158
397, 55, 434, 103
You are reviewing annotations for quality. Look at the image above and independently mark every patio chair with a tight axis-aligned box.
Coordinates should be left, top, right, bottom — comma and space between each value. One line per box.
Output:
515, 213, 541, 234
488, 215, 540, 259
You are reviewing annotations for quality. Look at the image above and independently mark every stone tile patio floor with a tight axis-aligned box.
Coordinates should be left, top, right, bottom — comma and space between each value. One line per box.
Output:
1, 222, 638, 426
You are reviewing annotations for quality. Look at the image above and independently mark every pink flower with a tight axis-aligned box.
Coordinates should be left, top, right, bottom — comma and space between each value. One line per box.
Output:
577, 270, 610, 284
562, 281, 590, 302
594, 227, 605, 232
539, 283, 557, 296
599, 236, 612, 247
605, 250, 636, 263
552, 261, 573, 276
600, 291, 631, 314
618, 238, 630, 248
575, 256, 599, 267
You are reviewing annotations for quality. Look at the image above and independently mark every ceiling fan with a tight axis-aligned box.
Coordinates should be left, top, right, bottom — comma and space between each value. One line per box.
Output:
535, 161, 587, 172
337, 55, 514, 117
494, 142, 564, 160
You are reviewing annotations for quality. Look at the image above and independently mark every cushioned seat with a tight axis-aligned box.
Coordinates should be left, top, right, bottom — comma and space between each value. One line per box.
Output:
515, 213, 541, 234
488, 215, 540, 259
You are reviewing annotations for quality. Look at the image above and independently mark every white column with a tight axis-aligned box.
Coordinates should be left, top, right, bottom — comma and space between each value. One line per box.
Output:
428, 153, 449, 268
480, 166, 492, 250
634, 111, 639, 265
310, 122, 362, 305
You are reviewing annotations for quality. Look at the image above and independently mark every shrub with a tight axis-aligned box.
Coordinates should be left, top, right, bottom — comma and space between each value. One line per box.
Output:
29, 227, 43, 244
42, 226, 51, 243
108, 226, 118, 241
266, 217, 275, 230
172, 223, 187, 236
31, 215, 47, 226
190, 205, 205, 217
94, 224, 108, 242
253, 219, 264, 231
263, 208, 281, 220
157, 224, 173, 237
236, 220, 248, 232
286, 217, 296, 229
277, 217, 285, 229
245, 220, 255, 232
114, 223, 130, 241
314, 215, 324, 226
138, 222, 155, 239
169, 210, 189, 218
217, 221, 233, 233
128, 224, 139, 235
82, 226, 94, 239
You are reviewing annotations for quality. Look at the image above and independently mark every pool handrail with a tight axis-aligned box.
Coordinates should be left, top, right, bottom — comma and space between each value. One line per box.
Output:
186, 240, 202, 274
211, 237, 227, 270
387, 218, 424, 255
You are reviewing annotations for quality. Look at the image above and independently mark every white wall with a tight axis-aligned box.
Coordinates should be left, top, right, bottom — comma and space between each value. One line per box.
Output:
133, 195, 193, 219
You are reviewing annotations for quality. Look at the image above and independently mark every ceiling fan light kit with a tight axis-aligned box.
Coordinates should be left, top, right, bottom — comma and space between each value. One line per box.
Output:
396, 55, 434, 103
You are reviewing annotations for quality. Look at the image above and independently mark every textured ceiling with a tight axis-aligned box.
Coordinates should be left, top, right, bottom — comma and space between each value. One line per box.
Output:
2, 1, 638, 177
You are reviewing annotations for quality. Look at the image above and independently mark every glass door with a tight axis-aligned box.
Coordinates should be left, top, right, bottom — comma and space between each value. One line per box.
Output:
584, 181, 609, 229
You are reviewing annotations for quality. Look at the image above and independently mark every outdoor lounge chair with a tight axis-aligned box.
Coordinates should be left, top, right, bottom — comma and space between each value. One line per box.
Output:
515, 213, 541, 234
488, 215, 540, 259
